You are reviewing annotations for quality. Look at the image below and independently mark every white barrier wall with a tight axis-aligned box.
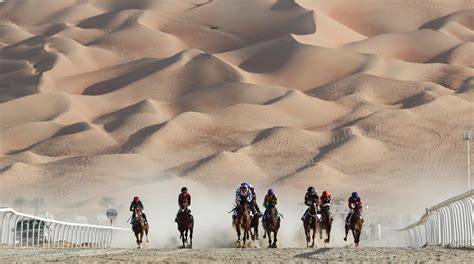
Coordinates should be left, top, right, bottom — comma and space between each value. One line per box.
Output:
0, 208, 127, 248
401, 190, 473, 247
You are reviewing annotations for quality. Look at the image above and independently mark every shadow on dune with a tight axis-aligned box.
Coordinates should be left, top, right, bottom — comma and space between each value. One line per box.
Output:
121, 123, 165, 152
6, 122, 91, 155
82, 56, 177, 95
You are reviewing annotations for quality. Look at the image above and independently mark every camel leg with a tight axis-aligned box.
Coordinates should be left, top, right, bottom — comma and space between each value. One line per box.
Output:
311, 228, 316, 248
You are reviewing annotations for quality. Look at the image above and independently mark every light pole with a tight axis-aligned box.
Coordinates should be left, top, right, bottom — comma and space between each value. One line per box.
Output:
464, 131, 472, 191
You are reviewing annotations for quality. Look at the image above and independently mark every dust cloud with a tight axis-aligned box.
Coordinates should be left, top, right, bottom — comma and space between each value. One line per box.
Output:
109, 177, 357, 249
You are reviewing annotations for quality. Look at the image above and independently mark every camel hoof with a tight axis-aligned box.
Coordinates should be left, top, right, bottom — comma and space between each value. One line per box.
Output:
355, 243, 359, 247
343, 237, 347, 241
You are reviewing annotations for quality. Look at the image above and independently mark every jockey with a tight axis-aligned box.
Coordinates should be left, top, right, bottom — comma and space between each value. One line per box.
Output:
346, 192, 362, 225
233, 182, 253, 220
262, 189, 279, 220
175, 187, 193, 223
130, 196, 148, 224
301, 186, 319, 221
248, 184, 262, 217
235, 182, 253, 205
319, 191, 332, 209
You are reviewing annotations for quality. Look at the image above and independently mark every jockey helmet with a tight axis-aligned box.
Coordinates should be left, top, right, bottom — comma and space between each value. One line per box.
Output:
322, 191, 329, 196
351, 192, 359, 198
133, 196, 139, 202
307, 186, 315, 193
268, 189, 274, 195
181, 187, 188, 193
240, 182, 249, 188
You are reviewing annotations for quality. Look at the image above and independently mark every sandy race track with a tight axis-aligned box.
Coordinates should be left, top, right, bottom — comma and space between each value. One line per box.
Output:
0, 246, 472, 263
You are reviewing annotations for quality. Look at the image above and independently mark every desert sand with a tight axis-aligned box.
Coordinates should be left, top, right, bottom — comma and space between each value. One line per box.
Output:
0, 0, 473, 248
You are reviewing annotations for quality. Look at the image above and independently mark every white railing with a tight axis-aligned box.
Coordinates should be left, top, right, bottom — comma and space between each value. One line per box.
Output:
400, 190, 473, 247
0, 208, 128, 248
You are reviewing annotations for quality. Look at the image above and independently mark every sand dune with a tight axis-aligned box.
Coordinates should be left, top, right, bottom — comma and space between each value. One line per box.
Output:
299, 0, 471, 36
421, 8, 474, 41
428, 42, 474, 67
344, 29, 461, 63
1, 0, 473, 222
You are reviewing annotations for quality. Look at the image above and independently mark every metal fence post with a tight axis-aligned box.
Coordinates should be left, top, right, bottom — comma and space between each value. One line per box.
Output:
1, 212, 13, 244
7, 213, 15, 245
86, 227, 92, 248
99, 228, 103, 248
62, 225, 67, 248
32, 220, 37, 247
43, 221, 48, 247
66, 225, 72, 248
93, 228, 98, 248
54, 223, 61, 248
18, 217, 24, 247
71, 226, 77, 248
14, 216, 20, 247
78, 226, 84, 247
